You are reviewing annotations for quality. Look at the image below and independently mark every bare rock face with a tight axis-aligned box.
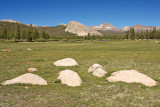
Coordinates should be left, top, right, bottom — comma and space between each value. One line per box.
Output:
54, 58, 78, 66
88, 64, 107, 77
106, 70, 157, 87
65, 21, 102, 36
90, 23, 120, 31
120, 26, 130, 31
2, 73, 48, 85
58, 69, 82, 87
157, 27, 160, 30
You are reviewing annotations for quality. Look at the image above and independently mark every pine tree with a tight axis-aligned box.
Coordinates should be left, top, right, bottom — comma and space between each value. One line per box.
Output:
41, 30, 49, 39
26, 24, 33, 42
41, 31, 46, 39
140, 31, 144, 39
21, 30, 26, 39
15, 22, 20, 40
125, 31, 129, 39
29, 24, 33, 34
26, 29, 32, 42
32, 29, 39, 40
35, 29, 39, 39
1, 24, 8, 39
45, 32, 50, 39
10, 32, 15, 39
87, 33, 91, 40
130, 28, 135, 40
146, 30, 150, 40
152, 27, 157, 39
157, 31, 160, 39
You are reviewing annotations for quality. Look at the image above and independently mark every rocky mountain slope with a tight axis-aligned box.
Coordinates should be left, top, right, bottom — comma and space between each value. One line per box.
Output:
90, 23, 120, 31
121, 24, 160, 32
65, 21, 102, 36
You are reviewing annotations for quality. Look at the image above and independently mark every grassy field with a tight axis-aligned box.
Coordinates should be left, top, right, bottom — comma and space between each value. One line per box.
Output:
0, 40, 160, 107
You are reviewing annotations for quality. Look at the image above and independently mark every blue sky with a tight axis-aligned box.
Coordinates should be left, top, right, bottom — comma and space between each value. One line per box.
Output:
0, 0, 160, 28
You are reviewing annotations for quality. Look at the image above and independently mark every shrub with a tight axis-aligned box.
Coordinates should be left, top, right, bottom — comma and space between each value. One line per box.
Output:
36, 38, 46, 42
54, 80, 61, 83
47, 39, 60, 41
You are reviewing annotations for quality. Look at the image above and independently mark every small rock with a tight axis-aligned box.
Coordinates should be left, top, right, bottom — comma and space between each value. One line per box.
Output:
27, 68, 37, 72
24, 86, 28, 89
1, 49, 10, 52
54, 58, 78, 66
88, 64, 107, 77
58, 69, 82, 87
27, 48, 32, 51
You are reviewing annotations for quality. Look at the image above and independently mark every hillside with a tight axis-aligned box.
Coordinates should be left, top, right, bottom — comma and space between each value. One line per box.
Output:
0, 21, 76, 37
0, 21, 30, 33
37, 25, 76, 37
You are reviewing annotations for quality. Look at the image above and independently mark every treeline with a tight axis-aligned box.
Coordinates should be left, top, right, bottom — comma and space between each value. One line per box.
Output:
125, 27, 160, 40
49, 33, 125, 41
0, 22, 160, 42
0, 22, 49, 42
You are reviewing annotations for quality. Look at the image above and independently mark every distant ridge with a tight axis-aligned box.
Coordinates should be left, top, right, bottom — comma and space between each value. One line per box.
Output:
1, 19, 21, 23
0, 19, 160, 37
90, 23, 120, 31
121, 24, 160, 32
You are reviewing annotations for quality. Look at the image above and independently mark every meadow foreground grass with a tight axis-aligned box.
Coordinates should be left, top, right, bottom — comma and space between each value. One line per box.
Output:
0, 40, 160, 106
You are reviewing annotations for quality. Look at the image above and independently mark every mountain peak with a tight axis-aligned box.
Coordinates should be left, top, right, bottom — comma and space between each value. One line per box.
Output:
65, 21, 102, 36
103, 23, 111, 25
135, 24, 144, 27
90, 23, 120, 31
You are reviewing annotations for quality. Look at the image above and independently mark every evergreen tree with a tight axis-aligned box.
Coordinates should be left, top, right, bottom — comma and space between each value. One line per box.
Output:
130, 28, 135, 40
21, 30, 26, 39
152, 27, 157, 39
41, 31, 46, 39
87, 33, 92, 40
41, 30, 49, 39
32, 29, 39, 40
45, 32, 50, 39
92, 35, 96, 40
157, 31, 160, 39
15, 22, 20, 40
26, 24, 33, 42
29, 24, 33, 34
1, 24, 8, 39
10, 32, 15, 39
26, 29, 32, 42
136, 33, 140, 39
125, 31, 129, 39
146, 30, 150, 40
140, 31, 144, 39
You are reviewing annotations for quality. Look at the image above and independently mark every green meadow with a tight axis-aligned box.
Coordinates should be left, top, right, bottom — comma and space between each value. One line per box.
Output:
0, 40, 160, 106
